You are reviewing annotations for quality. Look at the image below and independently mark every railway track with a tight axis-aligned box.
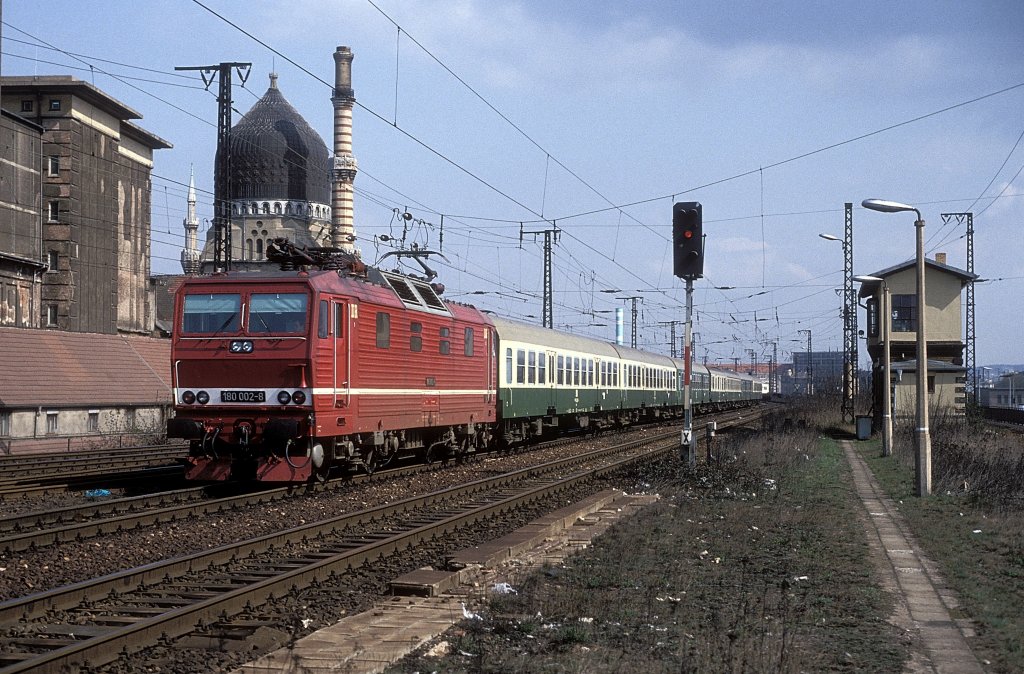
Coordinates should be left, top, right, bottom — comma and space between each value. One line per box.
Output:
0, 429, 675, 673
0, 407, 761, 555
0, 445, 188, 501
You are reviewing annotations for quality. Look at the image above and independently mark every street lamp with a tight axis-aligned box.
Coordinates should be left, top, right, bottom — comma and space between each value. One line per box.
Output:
855, 274, 893, 458
862, 199, 931, 496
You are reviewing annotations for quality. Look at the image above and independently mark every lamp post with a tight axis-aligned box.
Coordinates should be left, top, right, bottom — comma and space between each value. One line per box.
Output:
862, 199, 931, 496
855, 275, 892, 458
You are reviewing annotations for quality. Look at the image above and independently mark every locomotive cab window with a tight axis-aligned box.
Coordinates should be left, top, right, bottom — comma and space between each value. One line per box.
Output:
464, 327, 474, 356
439, 326, 450, 355
376, 312, 391, 348
182, 293, 241, 334
249, 293, 308, 334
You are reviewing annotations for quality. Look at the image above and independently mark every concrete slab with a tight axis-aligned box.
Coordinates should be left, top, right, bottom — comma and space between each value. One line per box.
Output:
841, 441, 983, 674
231, 489, 656, 674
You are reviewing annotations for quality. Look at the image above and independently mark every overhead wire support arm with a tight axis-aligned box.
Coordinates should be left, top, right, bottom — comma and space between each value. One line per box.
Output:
175, 62, 252, 272
520, 223, 561, 329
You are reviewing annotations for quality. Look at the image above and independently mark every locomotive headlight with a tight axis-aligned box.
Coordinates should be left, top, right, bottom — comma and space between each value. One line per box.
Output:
196, 390, 210, 405
181, 390, 196, 405
277, 390, 292, 405
291, 390, 306, 405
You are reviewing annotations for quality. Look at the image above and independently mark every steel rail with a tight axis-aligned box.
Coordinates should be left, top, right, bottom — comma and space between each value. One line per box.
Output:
0, 435, 671, 673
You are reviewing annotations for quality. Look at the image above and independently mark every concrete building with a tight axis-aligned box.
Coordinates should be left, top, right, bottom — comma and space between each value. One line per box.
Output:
0, 107, 45, 327
857, 254, 976, 422
0, 76, 171, 334
978, 372, 1024, 410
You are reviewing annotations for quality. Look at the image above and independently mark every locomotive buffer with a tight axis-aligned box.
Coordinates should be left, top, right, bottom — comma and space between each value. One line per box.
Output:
673, 202, 704, 467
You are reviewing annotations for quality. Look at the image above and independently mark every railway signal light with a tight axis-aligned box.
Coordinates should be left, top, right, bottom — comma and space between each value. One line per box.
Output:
673, 201, 703, 279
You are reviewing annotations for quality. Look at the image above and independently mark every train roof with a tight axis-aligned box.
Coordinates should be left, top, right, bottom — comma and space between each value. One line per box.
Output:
489, 316, 620, 357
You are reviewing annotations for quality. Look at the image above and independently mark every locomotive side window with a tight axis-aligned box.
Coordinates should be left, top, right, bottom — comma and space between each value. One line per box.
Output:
410, 322, 423, 352
335, 303, 344, 338
249, 293, 307, 334
182, 293, 240, 334
464, 328, 474, 356
439, 326, 450, 355
376, 312, 391, 348
318, 300, 329, 338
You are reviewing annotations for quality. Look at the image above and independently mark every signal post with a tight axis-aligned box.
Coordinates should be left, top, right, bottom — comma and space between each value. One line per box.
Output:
673, 202, 703, 467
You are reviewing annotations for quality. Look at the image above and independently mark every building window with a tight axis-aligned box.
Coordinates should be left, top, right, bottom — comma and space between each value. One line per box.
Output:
866, 298, 879, 337
47, 200, 60, 222
48, 99, 61, 111
87, 411, 99, 432
256, 239, 263, 258
48, 250, 59, 271
410, 322, 422, 352
891, 294, 917, 332
928, 376, 935, 395
47, 155, 60, 176
0, 412, 10, 437
21, 100, 33, 113
376, 312, 390, 348
46, 411, 58, 434
46, 304, 58, 327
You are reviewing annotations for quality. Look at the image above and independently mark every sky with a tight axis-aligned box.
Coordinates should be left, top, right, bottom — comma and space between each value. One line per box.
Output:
3, 0, 1023, 367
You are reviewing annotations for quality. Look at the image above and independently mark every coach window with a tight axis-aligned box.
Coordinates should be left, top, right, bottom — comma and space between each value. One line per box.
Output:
318, 300, 329, 338
570, 357, 578, 386
376, 312, 391, 348
557, 355, 564, 385
538, 352, 546, 384
527, 351, 536, 384
588, 360, 594, 386
516, 349, 526, 383
464, 327, 474, 356
439, 326, 450, 355
410, 322, 423, 352
505, 348, 513, 383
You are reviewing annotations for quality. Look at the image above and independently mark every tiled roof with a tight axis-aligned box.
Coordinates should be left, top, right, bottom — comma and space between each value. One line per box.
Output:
0, 328, 171, 408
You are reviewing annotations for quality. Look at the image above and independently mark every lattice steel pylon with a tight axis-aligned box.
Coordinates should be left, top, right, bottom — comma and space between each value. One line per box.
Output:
941, 212, 975, 404
176, 62, 251, 272
842, 203, 857, 423
521, 224, 560, 328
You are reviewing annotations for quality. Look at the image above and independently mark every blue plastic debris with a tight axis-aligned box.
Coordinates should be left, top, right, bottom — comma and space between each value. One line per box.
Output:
84, 489, 112, 498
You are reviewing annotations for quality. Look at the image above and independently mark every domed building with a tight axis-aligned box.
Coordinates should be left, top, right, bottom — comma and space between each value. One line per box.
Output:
199, 73, 333, 270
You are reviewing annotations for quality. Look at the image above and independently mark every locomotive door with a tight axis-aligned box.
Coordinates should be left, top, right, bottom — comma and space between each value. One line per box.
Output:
334, 301, 350, 407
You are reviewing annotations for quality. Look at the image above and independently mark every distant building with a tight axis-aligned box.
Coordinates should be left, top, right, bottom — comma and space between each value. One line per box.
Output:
784, 351, 844, 395
978, 372, 1024, 410
0, 76, 171, 334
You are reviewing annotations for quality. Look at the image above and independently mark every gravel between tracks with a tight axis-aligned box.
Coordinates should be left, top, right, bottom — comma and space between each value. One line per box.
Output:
0, 428, 661, 602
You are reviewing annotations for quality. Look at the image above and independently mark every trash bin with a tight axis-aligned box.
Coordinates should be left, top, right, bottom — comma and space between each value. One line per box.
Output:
856, 415, 872, 440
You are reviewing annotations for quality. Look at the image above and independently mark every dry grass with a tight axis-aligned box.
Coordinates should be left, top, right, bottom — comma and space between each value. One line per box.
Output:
390, 406, 909, 673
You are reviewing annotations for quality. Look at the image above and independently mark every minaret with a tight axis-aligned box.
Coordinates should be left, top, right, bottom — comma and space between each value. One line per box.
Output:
331, 46, 357, 253
180, 167, 201, 274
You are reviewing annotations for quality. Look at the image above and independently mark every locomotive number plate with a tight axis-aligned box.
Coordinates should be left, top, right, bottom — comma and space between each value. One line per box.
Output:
221, 390, 266, 403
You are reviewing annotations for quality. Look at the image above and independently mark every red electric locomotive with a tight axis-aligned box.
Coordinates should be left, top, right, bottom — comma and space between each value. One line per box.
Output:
168, 243, 496, 482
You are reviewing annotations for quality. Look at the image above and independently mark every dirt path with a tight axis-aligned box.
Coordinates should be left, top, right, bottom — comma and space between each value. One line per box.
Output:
842, 440, 985, 674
